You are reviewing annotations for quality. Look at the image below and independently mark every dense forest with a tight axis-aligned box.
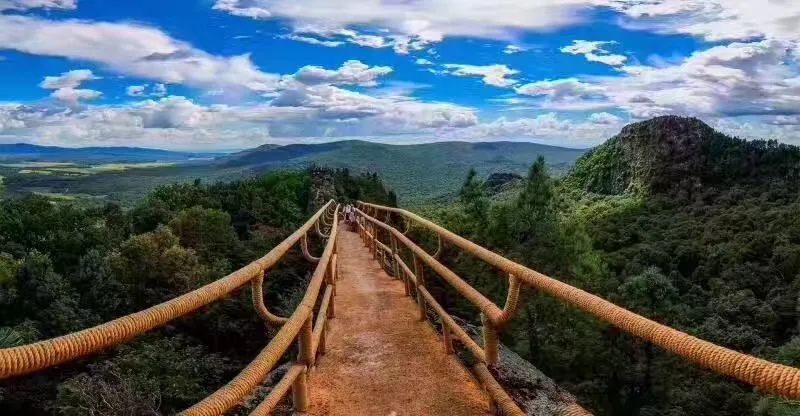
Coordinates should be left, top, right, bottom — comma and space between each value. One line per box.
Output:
0, 167, 395, 415
418, 116, 800, 415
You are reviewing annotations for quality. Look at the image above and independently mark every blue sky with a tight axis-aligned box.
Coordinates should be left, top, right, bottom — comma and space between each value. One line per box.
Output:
0, 1, 799, 150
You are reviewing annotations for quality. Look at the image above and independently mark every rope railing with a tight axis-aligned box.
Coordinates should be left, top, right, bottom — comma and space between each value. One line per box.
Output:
355, 206, 534, 415
0, 200, 340, 416
357, 201, 800, 404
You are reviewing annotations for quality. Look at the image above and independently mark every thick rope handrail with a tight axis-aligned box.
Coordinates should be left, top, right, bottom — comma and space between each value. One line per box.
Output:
249, 364, 306, 416
251, 271, 289, 325
0, 200, 333, 379
181, 209, 339, 415
358, 201, 800, 399
356, 208, 504, 324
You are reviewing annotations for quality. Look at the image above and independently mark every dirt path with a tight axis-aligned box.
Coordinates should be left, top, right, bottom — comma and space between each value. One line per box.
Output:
306, 227, 490, 416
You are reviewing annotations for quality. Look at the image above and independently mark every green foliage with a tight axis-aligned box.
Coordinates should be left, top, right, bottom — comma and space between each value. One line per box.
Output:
0, 166, 397, 414
56, 336, 233, 416
0, 327, 23, 348
431, 131, 800, 415
107, 226, 212, 308
169, 207, 240, 264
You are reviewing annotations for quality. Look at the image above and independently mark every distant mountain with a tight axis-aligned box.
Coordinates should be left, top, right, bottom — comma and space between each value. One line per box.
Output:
567, 116, 800, 195
220, 140, 587, 204
0, 143, 221, 163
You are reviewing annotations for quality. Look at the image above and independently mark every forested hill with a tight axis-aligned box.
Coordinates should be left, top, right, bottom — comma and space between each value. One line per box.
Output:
0, 143, 219, 163
568, 116, 800, 195
220, 140, 585, 204
429, 116, 800, 415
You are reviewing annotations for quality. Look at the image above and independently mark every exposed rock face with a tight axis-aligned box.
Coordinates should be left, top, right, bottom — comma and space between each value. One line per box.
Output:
451, 319, 588, 415
308, 167, 336, 211
485, 172, 523, 194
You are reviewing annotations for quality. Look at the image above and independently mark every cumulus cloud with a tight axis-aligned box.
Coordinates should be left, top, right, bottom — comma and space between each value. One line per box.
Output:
40, 69, 98, 90
0, 0, 75, 11
517, 39, 800, 122
213, 0, 603, 53
450, 112, 627, 146
441, 64, 519, 88
606, 0, 800, 42
515, 78, 605, 100
561, 40, 627, 66
291, 60, 393, 87
0, 15, 279, 94
415, 58, 434, 66
602, 39, 800, 118
50, 88, 101, 103
39, 69, 101, 104
0, 86, 478, 149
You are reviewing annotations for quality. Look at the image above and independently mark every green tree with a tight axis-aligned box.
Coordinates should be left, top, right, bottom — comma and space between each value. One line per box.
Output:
459, 168, 488, 227
107, 226, 210, 308
169, 206, 240, 265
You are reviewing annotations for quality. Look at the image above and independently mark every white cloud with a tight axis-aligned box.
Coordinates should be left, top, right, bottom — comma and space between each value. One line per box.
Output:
282, 34, 344, 47
126, 85, 146, 97
39, 69, 102, 104
516, 39, 800, 123
0, 15, 279, 94
603, 39, 800, 118
212, 0, 271, 19
606, 0, 800, 42
50, 88, 102, 103
291, 60, 393, 87
451, 112, 627, 146
515, 78, 605, 99
503, 45, 525, 54
415, 58, 434, 66
441, 64, 519, 88
561, 40, 627, 66
0, 0, 75, 11
213, 0, 605, 53
0, 86, 478, 149
40, 69, 98, 90
127, 83, 168, 98
212, 0, 800, 51
588, 112, 622, 125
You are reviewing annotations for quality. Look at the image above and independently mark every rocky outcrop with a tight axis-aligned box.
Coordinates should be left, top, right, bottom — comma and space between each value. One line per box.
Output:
567, 115, 800, 195
308, 167, 336, 211
485, 172, 523, 194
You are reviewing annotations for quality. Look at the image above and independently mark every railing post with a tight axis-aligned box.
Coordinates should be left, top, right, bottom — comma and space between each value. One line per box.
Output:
413, 255, 427, 322
319, 321, 328, 355
390, 234, 400, 279
291, 366, 310, 412
298, 316, 314, 368
481, 313, 499, 366
443, 326, 454, 354
371, 225, 378, 260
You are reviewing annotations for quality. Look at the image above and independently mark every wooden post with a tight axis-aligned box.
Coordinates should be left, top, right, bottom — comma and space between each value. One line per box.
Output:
390, 235, 400, 279
481, 313, 499, 366
292, 366, 309, 412
443, 326, 454, 354
298, 316, 314, 367
319, 321, 327, 355
413, 255, 427, 322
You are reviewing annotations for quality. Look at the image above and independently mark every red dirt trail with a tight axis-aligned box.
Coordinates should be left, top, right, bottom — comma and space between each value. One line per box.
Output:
305, 227, 490, 416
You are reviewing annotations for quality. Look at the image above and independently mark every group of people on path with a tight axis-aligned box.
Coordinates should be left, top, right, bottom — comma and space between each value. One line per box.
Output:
343, 204, 357, 230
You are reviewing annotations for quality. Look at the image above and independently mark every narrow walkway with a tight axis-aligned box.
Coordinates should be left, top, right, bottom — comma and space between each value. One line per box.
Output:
306, 226, 490, 415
